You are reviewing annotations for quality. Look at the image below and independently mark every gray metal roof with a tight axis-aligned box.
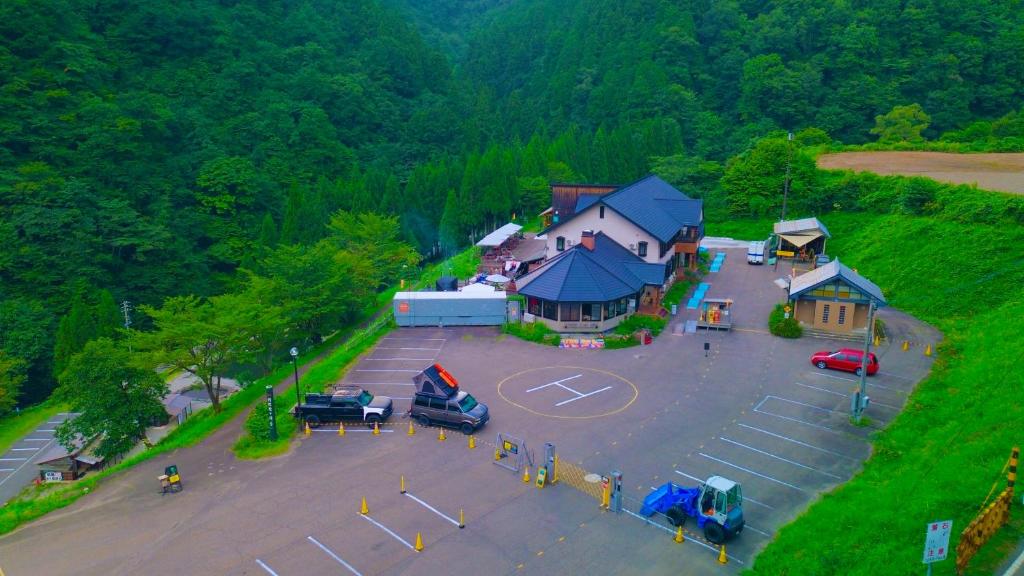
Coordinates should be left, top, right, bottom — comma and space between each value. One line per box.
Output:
517, 233, 664, 302
476, 222, 523, 247
773, 217, 831, 238
544, 175, 703, 243
788, 258, 886, 305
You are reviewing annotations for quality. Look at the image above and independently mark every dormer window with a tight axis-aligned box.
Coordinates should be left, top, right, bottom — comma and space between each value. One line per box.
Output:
599, 205, 605, 219
637, 241, 648, 257
556, 236, 565, 251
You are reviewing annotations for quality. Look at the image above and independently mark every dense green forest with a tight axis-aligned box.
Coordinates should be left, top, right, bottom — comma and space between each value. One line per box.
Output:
2, 0, 1023, 410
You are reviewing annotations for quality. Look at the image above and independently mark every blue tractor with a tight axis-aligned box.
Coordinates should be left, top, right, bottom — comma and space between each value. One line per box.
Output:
640, 476, 744, 544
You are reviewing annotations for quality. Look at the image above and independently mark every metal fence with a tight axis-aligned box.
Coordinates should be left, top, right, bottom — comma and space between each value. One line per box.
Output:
956, 487, 1013, 573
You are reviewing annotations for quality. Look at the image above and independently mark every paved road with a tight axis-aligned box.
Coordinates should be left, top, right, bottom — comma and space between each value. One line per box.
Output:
0, 412, 77, 505
0, 251, 940, 575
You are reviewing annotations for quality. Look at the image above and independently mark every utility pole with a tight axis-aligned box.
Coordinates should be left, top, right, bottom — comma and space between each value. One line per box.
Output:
780, 131, 794, 223
853, 301, 875, 423
121, 300, 133, 353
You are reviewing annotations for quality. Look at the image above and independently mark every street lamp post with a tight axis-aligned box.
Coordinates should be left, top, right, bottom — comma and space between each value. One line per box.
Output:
290, 347, 300, 406
853, 301, 876, 423
781, 131, 794, 222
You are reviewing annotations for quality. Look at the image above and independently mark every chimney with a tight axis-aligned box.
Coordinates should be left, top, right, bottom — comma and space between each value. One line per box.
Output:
580, 230, 595, 251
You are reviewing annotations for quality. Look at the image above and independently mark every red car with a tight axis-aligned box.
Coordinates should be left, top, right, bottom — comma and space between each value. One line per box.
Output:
810, 348, 879, 376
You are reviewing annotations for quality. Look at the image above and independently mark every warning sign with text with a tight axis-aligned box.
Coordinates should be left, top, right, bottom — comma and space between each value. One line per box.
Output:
923, 520, 952, 564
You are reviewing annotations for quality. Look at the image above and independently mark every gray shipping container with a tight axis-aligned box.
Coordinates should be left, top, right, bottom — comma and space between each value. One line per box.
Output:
393, 289, 508, 327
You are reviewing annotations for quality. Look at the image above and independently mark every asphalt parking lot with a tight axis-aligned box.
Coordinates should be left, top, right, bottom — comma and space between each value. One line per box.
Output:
0, 411, 77, 505
0, 249, 939, 575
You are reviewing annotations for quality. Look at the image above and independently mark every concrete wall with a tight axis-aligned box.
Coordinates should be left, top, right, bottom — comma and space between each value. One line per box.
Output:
546, 203, 664, 264
394, 293, 507, 327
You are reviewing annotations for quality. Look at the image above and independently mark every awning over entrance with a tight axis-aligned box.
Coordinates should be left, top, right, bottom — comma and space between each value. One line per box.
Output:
778, 232, 820, 248
476, 223, 523, 247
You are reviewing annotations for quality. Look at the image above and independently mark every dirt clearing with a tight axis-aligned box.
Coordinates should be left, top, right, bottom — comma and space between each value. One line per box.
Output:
818, 151, 1024, 194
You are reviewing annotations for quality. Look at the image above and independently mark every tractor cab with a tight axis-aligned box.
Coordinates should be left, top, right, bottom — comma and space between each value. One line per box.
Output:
698, 476, 743, 540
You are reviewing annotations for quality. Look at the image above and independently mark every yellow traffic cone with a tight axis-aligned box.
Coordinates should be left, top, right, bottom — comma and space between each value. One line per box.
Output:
468, 435, 476, 449
873, 334, 880, 346
338, 422, 345, 437
407, 421, 415, 436
902, 340, 909, 351
414, 531, 424, 552
304, 422, 311, 437
372, 421, 381, 435
360, 497, 369, 515
494, 448, 501, 461
522, 466, 530, 483
438, 427, 446, 442
718, 544, 728, 564
674, 525, 684, 543
924, 344, 932, 356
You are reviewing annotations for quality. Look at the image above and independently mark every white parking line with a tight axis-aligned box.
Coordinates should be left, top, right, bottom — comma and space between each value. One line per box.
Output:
10, 448, 38, 452
307, 536, 363, 575
404, 492, 461, 528
358, 513, 416, 551
699, 453, 807, 493
743, 524, 772, 537
36, 429, 56, 433
754, 407, 836, 432
796, 383, 900, 410
622, 509, 746, 563
767, 395, 835, 414
0, 436, 57, 488
555, 386, 612, 407
811, 372, 857, 382
353, 382, 414, 386
674, 470, 775, 510
0, 468, 14, 472
311, 429, 394, 433
737, 423, 857, 461
21, 438, 48, 442
719, 438, 842, 480
382, 338, 446, 341
0, 458, 27, 462
365, 357, 436, 361
376, 347, 443, 351
47, 421, 64, 424
526, 374, 582, 393
878, 371, 915, 381
255, 559, 281, 576
355, 369, 421, 373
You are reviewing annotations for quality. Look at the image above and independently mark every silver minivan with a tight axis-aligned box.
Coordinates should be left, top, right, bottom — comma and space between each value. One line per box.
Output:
411, 390, 489, 435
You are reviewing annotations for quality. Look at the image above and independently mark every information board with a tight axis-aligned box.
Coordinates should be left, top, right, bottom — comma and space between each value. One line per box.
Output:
923, 519, 952, 564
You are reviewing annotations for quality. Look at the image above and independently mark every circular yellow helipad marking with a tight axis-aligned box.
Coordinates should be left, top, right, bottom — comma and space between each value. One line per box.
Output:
496, 365, 639, 419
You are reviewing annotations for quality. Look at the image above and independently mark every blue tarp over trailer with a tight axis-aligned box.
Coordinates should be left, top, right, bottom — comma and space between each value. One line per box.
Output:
393, 289, 507, 327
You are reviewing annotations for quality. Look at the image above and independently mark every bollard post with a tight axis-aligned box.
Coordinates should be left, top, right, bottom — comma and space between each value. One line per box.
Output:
459, 508, 465, 529
552, 454, 560, 484
494, 448, 501, 462
400, 475, 406, 494
902, 340, 909, 351
600, 476, 611, 509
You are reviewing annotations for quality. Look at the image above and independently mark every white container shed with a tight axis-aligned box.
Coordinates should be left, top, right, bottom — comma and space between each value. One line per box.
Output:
393, 289, 508, 327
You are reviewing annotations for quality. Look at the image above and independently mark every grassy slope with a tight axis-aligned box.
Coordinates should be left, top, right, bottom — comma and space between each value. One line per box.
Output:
739, 211, 1024, 574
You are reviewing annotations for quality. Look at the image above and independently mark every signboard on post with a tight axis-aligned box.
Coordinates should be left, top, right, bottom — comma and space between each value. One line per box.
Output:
923, 520, 952, 564
266, 386, 278, 441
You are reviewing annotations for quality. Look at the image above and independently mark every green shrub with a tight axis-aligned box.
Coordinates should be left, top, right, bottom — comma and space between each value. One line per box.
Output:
768, 303, 802, 338
244, 399, 278, 442
614, 314, 667, 336
502, 321, 560, 346
602, 335, 638, 349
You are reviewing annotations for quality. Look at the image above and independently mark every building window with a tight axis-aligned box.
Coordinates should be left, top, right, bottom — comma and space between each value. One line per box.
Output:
599, 205, 605, 219
582, 303, 601, 321
637, 241, 648, 257
822, 304, 831, 323
560, 303, 580, 322
810, 283, 837, 298
605, 301, 617, 319
542, 300, 558, 320
528, 297, 541, 316
838, 305, 847, 325
618, 298, 629, 316
556, 236, 565, 251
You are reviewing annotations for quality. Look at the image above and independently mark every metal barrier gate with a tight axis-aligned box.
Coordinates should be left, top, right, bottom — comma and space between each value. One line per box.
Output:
554, 459, 605, 503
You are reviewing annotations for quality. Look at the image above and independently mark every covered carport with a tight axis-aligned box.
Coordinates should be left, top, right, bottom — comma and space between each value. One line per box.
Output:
773, 217, 830, 258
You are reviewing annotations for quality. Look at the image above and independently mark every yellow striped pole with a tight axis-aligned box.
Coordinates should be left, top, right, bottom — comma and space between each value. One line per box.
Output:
1009, 446, 1019, 496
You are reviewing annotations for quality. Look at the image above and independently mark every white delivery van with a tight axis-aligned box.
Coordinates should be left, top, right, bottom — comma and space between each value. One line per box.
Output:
747, 241, 766, 265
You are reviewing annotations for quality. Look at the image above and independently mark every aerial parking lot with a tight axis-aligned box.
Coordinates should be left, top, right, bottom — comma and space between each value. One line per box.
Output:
0, 248, 939, 575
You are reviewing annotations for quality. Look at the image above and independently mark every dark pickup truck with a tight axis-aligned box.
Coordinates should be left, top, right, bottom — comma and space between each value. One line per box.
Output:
293, 385, 393, 428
